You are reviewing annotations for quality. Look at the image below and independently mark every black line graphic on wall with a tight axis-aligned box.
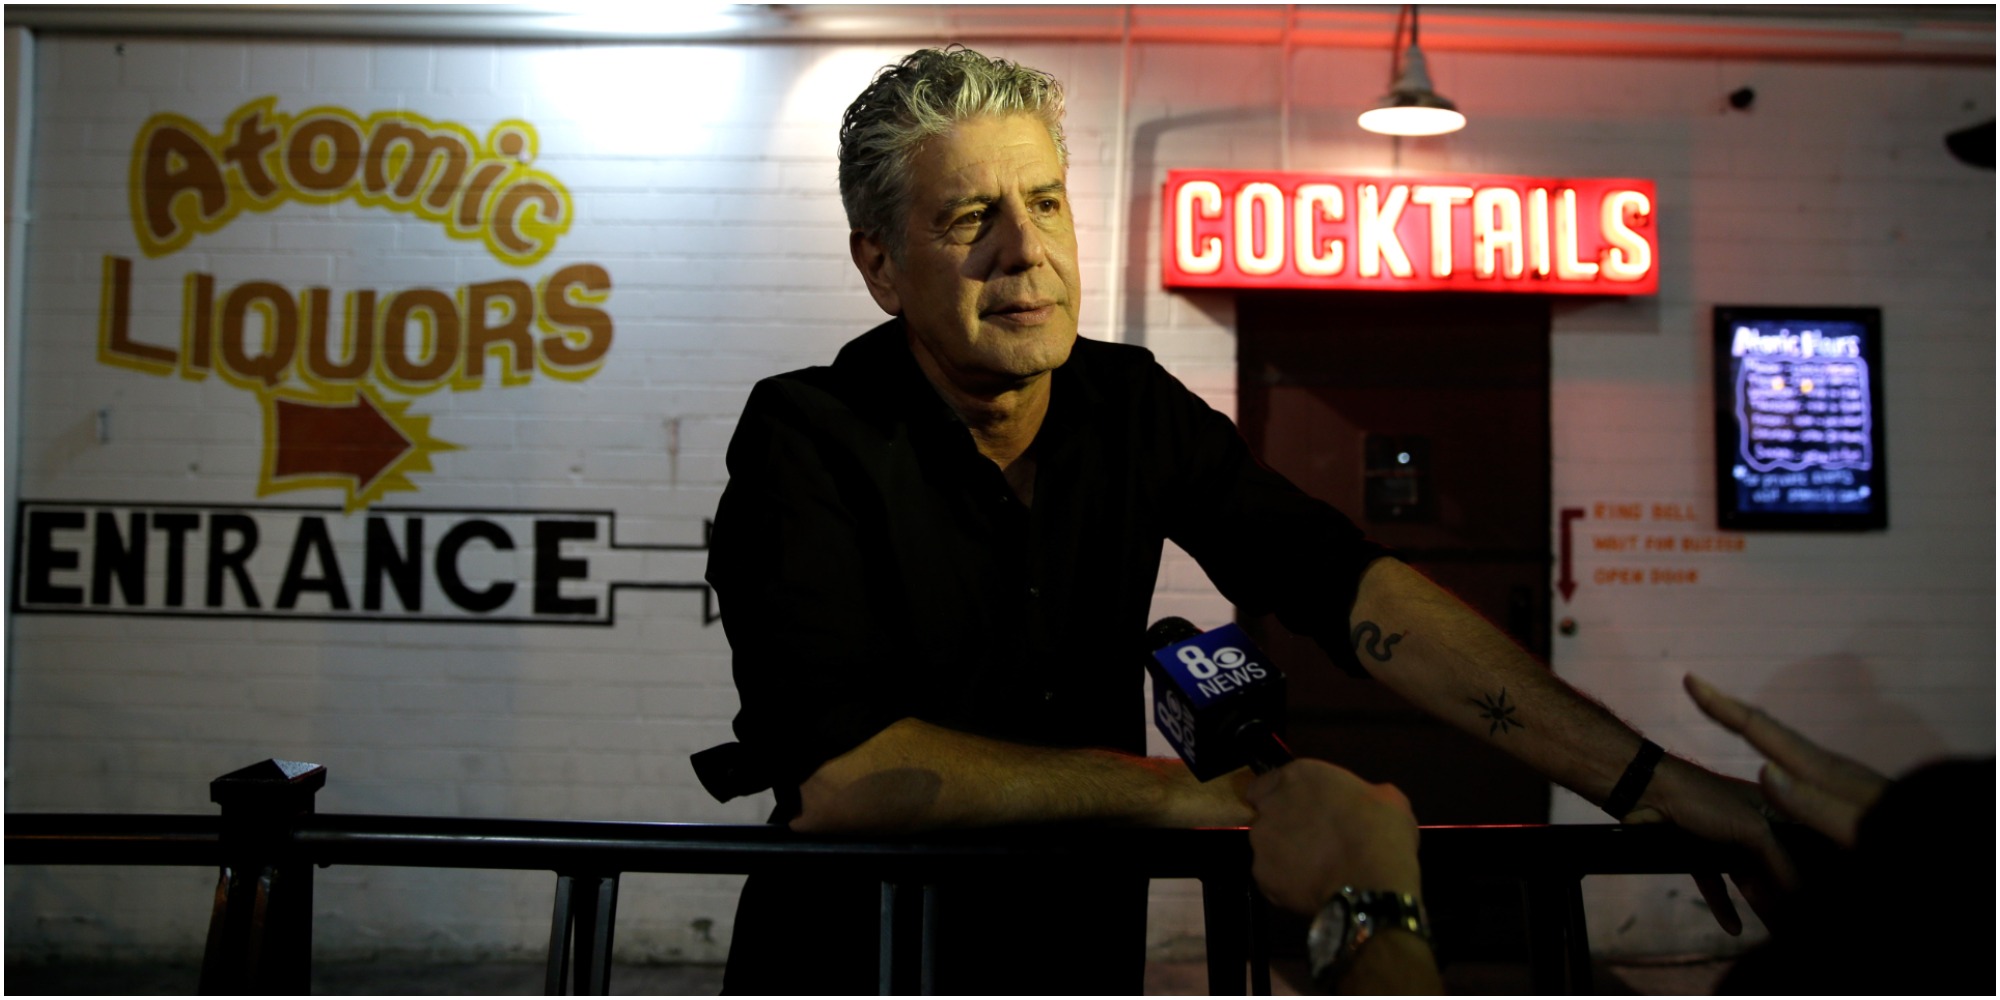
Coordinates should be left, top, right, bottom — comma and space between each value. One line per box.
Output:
12, 500, 717, 626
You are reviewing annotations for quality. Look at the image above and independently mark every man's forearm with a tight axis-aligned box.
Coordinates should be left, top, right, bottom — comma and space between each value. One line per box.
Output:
792, 717, 1252, 834
1348, 559, 1791, 934
1348, 558, 1639, 807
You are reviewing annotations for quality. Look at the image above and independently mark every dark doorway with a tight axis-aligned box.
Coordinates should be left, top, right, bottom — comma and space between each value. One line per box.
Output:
1237, 290, 1553, 825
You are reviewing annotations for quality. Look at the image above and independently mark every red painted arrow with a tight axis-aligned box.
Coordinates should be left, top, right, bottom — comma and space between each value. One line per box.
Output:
272, 394, 412, 489
1557, 507, 1585, 603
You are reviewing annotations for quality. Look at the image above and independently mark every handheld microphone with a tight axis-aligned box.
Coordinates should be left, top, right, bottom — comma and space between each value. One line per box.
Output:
1145, 617, 1295, 780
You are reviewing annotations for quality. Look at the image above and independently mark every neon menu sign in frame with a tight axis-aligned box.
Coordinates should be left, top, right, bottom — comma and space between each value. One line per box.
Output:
1713, 305, 1887, 531
1160, 170, 1657, 295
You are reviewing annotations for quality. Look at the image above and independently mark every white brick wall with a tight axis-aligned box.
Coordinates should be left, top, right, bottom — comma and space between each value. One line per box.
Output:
6, 24, 1991, 967
1503, 49, 1997, 955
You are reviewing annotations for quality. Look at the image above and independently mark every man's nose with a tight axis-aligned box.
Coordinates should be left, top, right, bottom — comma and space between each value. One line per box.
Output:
990, 207, 1049, 274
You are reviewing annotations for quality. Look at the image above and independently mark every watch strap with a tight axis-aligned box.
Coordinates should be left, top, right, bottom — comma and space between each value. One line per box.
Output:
1307, 887, 1430, 990
1602, 738, 1666, 820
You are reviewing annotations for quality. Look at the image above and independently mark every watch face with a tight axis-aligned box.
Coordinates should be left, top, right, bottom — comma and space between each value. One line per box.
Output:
1308, 894, 1354, 960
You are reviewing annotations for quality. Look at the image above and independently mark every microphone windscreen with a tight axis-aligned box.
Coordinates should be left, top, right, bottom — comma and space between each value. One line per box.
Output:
1147, 616, 1203, 651
1145, 619, 1289, 780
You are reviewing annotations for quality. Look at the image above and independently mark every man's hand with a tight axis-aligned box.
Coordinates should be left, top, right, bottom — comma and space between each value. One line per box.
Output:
1685, 673, 1889, 848
1244, 759, 1421, 916
1619, 753, 1792, 932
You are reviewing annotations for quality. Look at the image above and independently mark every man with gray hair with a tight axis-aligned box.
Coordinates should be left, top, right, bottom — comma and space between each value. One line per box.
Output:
705, 45, 1782, 993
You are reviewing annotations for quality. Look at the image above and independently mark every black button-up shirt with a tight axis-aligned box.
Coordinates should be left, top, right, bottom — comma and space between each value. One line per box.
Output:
709, 317, 1384, 815
706, 318, 1385, 993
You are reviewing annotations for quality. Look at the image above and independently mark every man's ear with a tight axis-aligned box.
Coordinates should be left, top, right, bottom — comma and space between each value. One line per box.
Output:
849, 230, 902, 317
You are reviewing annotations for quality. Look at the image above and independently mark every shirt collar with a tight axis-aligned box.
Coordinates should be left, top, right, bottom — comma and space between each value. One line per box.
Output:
832, 316, 961, 429
831, 315, 1102, 444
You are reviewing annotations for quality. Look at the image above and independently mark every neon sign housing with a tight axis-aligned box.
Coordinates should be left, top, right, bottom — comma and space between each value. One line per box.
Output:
1713, 305, 1887, 531
1161, 170, 1657, 295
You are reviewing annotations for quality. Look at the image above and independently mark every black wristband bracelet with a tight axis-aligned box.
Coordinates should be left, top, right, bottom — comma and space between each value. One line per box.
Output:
1602, 739, 1666, 820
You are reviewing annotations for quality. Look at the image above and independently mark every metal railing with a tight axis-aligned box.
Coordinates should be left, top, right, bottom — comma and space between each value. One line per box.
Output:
6, 758, 1751, 995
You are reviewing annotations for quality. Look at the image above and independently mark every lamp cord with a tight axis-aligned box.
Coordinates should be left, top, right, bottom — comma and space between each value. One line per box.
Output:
1390, 5, 1413, 83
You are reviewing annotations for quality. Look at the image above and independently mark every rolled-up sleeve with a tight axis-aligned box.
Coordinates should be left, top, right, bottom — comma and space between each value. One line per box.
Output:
706, 379, 917, 810
1150, 365, 1393, 678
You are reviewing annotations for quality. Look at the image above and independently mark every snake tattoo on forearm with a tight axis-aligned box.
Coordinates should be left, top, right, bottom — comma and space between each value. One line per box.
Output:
1351, 620, 1406, 662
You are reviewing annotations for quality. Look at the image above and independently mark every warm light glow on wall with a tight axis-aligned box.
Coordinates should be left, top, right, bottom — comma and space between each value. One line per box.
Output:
524, 2, 749, 35
524, 46, 749, 157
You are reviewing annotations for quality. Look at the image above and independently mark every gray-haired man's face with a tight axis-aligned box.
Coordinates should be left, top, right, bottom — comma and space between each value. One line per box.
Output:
854, 114, 1080, 393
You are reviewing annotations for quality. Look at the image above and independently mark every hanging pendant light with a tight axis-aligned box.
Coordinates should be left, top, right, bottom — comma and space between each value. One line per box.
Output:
1358, 5, 1466, 137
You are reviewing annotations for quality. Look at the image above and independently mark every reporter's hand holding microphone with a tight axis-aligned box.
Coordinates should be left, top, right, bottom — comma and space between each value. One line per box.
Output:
1148, 619, 1438, 993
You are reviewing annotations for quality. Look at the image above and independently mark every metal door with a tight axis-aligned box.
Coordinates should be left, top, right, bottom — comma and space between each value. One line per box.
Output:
1237, 290, 1553, 825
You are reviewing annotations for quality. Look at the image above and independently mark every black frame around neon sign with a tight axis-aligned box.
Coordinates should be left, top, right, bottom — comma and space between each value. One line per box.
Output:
1712, 305, 1887, 531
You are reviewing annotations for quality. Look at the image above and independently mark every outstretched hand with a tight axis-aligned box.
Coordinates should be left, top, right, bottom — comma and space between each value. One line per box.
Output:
1684, 673, 1889, 848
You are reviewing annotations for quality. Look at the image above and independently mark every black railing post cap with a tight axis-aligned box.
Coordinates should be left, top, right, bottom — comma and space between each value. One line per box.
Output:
210, 759, 327, 809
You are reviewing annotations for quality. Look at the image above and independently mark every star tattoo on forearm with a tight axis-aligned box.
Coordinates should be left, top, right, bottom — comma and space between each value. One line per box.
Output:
1470, 687, 1525, 736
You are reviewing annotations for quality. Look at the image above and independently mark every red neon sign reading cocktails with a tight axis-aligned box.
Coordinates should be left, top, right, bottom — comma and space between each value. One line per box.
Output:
1161, 170, 1657, 295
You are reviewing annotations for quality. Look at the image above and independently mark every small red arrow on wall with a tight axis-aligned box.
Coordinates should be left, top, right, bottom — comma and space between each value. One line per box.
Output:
1558, 507, 1585, 603
272, 394, 413, 490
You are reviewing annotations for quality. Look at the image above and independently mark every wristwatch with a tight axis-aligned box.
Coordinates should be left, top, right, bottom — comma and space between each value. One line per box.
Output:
1307, 886, 1431, 990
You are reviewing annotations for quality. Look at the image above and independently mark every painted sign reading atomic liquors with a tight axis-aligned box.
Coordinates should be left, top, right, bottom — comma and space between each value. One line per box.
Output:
17, 96, 715, 624
101, 97, 604, 510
